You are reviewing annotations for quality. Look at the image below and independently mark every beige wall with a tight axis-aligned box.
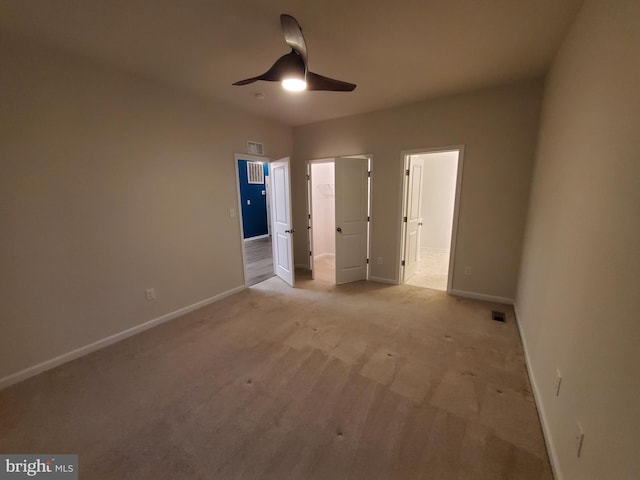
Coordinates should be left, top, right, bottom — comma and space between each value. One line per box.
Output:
293, 80, 543, 299
515, 0, 640, 478
0, 33, 292, 381
310, 162, 336, 257
417, 151, 459, 251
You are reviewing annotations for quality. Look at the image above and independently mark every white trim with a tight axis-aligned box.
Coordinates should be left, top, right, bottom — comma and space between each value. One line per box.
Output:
447, 147, 465, 293
369, 276, 399, 285
513, 303, 563, 480
244, 234, 269, 242
0, 285, 245, 390
449, 289, 513, 305
307, 162, 314, 278
307, 158, 337, 163
367, 156, 373, 282
396, 153, 408, 284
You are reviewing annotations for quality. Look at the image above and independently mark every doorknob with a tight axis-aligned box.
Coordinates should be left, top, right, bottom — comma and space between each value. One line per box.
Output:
336, 227, 342, 232
285, 229, 295, 233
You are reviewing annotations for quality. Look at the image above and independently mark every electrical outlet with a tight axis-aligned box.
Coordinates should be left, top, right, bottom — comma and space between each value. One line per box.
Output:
554, 370, 562, 396
464, 266, 472, 275
575, 422, 584, 458
145, 288, 156, 301
377, 257, 383, 264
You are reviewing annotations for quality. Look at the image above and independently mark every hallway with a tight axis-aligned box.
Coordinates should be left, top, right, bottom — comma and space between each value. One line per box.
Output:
244, 236, 274, 286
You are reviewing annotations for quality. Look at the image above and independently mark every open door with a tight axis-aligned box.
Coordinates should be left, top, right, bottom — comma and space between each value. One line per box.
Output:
403, 156, 424, 281
400, 148, 462, 292
335, 156, 369, 284
270, 157, 295, 286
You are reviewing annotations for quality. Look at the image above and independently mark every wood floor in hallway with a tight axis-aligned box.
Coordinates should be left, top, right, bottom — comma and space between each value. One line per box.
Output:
244, 236, 274, 286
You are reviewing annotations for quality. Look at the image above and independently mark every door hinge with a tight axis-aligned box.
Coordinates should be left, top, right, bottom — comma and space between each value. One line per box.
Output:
406, 169, 410, 176
366, 258, 369, 264
401, 260, 406, 266
368, 171, 371, 178
308, 214, 311, 219
367, 216, 370, 222
306, 174, 310, 181
403, 216, 407, 223
309, 251, 312, 256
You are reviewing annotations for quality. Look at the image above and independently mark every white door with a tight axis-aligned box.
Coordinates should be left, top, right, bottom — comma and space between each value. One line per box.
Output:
403, 156, 424, 281
335, 157, 369, 284
270, 157, 295, 286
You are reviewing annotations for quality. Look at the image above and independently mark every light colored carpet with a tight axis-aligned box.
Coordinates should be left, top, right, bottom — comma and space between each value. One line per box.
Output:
405, 248, 450, 291
0, 271, 551, 479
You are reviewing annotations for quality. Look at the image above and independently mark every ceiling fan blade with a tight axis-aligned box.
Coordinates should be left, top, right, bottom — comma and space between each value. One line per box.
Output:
280, 14, 307, 65
232, 76, 264, 86
235, 15, 355, 93
233, 51, 305, 87
307, 71, 357, 92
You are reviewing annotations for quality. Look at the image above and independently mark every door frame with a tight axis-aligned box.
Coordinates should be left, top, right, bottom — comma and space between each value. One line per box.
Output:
397, 145, 465, 292
306, 154, 373, 282
234, 152, 272, 287
307, 158, 335, 280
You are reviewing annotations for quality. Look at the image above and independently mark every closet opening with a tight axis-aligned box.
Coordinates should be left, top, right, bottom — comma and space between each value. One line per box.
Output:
308, 155, 371, 284
309, 161, 336, 282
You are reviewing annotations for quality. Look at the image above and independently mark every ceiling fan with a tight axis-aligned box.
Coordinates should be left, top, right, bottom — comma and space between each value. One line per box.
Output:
233, 14, 356, 93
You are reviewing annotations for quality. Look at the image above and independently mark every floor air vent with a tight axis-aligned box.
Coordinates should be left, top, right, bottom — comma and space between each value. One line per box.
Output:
491, 311, 506, 322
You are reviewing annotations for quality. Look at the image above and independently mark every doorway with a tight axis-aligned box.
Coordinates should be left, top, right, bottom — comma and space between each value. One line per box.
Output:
235, 154, 295, 288
310, 161, 336, 282
308, 156, 371, 284
400, 147, 463, 292
236, 155, 274, 286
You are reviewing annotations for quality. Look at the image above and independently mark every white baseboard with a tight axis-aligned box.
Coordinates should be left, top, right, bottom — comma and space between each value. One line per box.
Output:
449, 289, 513, 305
244, 234, 269, 241
0, 285, 246, 390
513, 303, 562, 480
369, 276, 399, 285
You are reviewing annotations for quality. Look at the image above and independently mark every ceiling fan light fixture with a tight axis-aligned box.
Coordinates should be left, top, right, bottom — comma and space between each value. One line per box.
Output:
233, 14, 356, 93
282, 77, 307, 92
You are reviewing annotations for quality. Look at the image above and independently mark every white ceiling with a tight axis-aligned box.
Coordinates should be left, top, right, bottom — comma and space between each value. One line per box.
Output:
0, 0, 583, 126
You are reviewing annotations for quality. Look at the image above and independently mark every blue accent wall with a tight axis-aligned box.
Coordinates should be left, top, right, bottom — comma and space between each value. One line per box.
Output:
238, 160, 269, 239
